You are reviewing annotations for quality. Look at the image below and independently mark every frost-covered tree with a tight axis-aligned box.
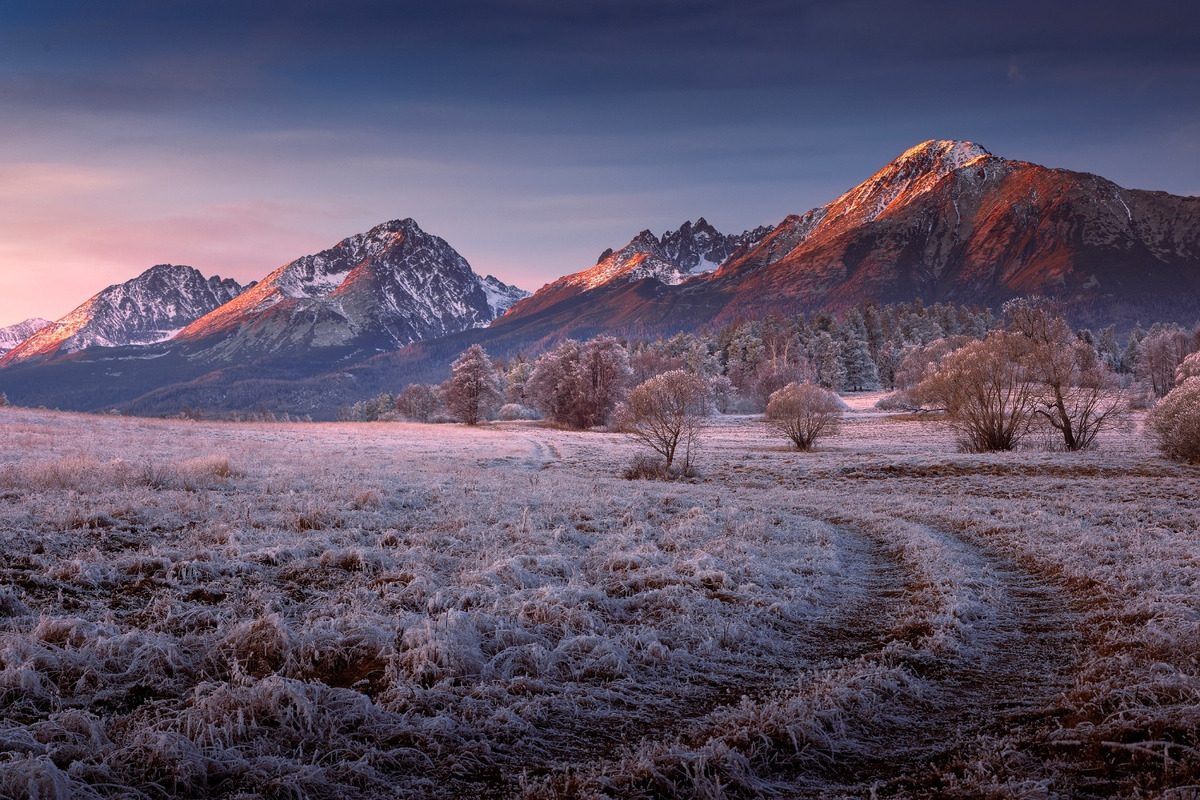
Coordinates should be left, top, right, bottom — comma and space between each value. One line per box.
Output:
1147, 377, 1200, 462
840, 336, 879, 391
525, 339, 582, 426
896, 336, 975, 392
874, 345, 905, 391
1120, 324, 1145, 374
1097, 324, 1121, 372
749, 361, 808, 412
917, 332, 1038, 452
443, 344, 502, 425
808, 331, 844, 392
626, 370, 709, 475
764, 382, 843, 451
707, 374, 736, 414
1136, 327, 1193, 398
1005, 298, 1125, 451
0, 392, 8, 408
576, 336, 634, 428
395, 384, 437, 422
525, 337, 632, 428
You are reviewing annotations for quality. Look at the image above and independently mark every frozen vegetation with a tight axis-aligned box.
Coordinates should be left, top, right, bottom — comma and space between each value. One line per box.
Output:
0, 401, 1198, 797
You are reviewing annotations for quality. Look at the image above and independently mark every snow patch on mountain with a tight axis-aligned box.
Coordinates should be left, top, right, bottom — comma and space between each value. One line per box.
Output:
176, 218, 529, 355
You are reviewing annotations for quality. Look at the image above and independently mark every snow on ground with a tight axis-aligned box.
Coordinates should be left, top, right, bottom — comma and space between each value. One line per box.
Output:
0, 404, 1197, 797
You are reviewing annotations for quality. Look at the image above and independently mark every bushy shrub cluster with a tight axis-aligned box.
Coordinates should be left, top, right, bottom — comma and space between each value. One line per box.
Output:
1147, 377, 1200, 462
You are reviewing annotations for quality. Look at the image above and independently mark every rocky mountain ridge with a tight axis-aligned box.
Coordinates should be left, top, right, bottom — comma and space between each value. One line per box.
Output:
502, 218, 771, 321
495, 139, 1200, 335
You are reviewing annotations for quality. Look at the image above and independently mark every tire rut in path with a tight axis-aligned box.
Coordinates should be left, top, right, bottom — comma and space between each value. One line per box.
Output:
799, 517, 1082, 795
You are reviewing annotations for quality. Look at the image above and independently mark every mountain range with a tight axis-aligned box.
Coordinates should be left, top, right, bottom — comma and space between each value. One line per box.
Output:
490, 140, 1200, 340
1, 140, 1197, 417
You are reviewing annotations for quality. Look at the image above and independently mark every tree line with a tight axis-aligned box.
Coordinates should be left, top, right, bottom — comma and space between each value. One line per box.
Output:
336, 299, 1200, 470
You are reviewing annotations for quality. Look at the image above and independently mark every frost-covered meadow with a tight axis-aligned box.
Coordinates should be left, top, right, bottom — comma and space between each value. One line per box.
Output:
1, 401, 1198, 798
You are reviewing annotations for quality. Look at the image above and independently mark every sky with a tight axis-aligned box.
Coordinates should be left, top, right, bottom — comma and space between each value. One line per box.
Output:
1, 0, 1199, 325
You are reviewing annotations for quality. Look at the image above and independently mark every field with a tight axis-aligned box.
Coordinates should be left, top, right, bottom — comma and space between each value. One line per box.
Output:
1, 399, 1199, 798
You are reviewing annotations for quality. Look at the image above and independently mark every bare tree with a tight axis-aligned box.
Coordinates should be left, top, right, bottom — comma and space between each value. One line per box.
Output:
764, 382, 844, 451
1005, 298, 1125, 451
626, 370, 709, 476
443, 344, 502, 425
917, 332, 1038, 452
1031, 339, 1124, 451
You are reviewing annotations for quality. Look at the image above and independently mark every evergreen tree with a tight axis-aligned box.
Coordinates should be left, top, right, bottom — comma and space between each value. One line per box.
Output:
809, 331, 845, 391
1120, 323, 1146, 374
841, 336, 880, 391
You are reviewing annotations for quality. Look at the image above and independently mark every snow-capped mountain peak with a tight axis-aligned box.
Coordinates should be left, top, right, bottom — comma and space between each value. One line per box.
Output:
175, 218, 528, 355
828, 139, 996, 225
565, 220, 770, 291
0, 318, 51, 355
0, 265, 247, 366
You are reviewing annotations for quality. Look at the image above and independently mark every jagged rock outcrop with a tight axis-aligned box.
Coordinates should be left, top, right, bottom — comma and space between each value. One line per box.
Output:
501, 218, 769, 321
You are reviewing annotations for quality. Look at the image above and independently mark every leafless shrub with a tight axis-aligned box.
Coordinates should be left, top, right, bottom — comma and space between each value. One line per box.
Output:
1146, 377, 1200, 462
621, 453, 669, 480
764, 382, 844, 451
874, 391, 919, 411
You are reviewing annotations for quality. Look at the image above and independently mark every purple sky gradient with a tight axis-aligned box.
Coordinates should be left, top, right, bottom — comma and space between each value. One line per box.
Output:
2, 0, 1198, 325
